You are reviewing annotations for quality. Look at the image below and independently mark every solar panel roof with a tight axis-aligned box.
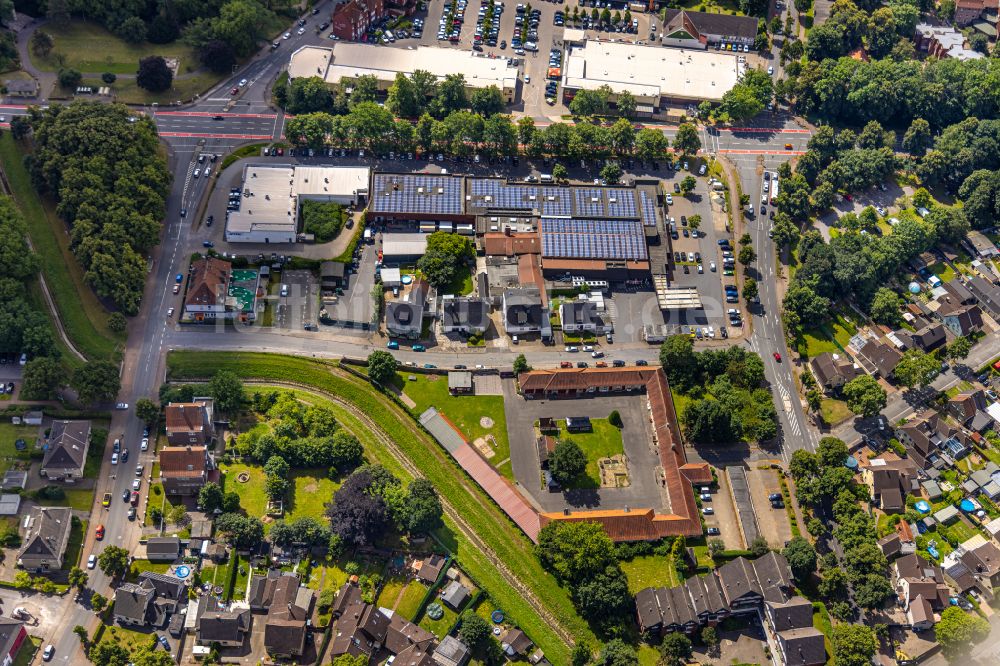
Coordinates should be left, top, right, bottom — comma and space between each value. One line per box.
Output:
639, 190, 658, 227
467, 179, 573, 217
371, 173, 463, 214
539, 218, 648, 260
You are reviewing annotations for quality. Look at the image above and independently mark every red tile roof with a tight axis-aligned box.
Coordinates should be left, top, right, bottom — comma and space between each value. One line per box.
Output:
185, 257, 230, 308
159, 446, 207, 477
482, 232, 540, 256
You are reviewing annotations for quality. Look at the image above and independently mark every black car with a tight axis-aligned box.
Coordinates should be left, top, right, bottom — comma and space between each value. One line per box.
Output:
636, 360, 649, 366
768, 493, 782, 502
612, 360, 626, 367
577, 361, 588, 368
772, 500, 785, 509
673, 182, 680, 193
212, 115, 224, 120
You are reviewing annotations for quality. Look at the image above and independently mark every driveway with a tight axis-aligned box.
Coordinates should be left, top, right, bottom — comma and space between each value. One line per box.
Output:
0, 586, 70, 640
746, 468, 792, 548
502, 381, 665, 512
705, 471, 745, 550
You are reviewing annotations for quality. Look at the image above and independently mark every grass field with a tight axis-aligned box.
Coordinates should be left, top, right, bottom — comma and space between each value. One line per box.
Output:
64, 518, 86, 570
820, 399, 853, 426
0, 134, 122, 361
396, 372, 513, 478
126, 559, 171, 582
81, 70, 223, 105
556, 418, 625, 489
928, 262, 957, 283
376, 575, 429, 620
621, 554, 678, 593
12, 635, 40, 666
0, 422, 37, 475
167, 352, 591, 662
30, 21, 200, 75
419, 601, 460, 639
37, 488, 94, 512
221, 463, 267, 519
799, 329, 839, 358
222, 463, 339, 527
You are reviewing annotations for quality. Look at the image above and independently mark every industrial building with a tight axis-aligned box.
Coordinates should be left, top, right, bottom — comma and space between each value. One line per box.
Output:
225, 165, 369, 244
288, 44, 519, 102
561, 39, 742, 109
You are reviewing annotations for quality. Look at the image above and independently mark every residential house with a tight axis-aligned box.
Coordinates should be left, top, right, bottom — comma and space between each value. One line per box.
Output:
386, 278, 429, 340
861, 458, 919, 514
113, 572, 188, 627
936, 297, 983, 337
967, 275, 1000, 319
893, 553, 951, 628
385, 611, 436, 660
145, 537, 182, 562
897, 323, 946, 352
331, 0, 387, 41
914, 23, 984, 60
637, 553, 794, 636
855, 339, 903, 378
40, 420, 90, 481
963, 230, 1000, 258
165, 399, 215, 445
184, 257, 234, 321
559, 300, 611, 334
955, 0, 1000, 26
416, 554, 446, 584
440, 296, 490, 335
5, 79, 38, 98
959, 536, 1000, 598
949, 390, 991, 431
195, 596, 251, 647
330, 581, 439, 663
500, 628, 533, 658
159, 446, 211, 496
0, 617, 26, 666
16, 507, 72, 573
502, 288, 547, 337
809, 352, 862, 392
765, 596, 827, 666
248, 570, 294, 611
263, 574, 314, 658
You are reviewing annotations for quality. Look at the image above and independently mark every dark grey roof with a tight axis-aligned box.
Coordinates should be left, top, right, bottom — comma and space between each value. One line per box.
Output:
560, 300, 605, 327
0, 617, 25, 659
42, 420, 90, 471
196, 596, 251, 643
114, 582, 154, 623
504, 288, 543, 327
442, 297, 490, 329
779, 627, 827, 666
6, 79, 38, 93
17, 506, 72, 562
320, 261, 346, 279
434, 635, 471, 665
967, 275, 1000, 317
662, 8, 758, 39
441, 580, 471, 609
767, 596, 814, 632
146, 536, 182, 559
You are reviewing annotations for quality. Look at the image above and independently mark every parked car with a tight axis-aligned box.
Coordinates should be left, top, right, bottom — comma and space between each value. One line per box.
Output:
95, 524, 105, 540
87, 554, 96, 569
707, 527, 720, 536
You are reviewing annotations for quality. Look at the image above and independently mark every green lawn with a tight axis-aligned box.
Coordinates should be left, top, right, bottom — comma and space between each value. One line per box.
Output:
441, 264, 474, 296
97, 624, 157, 654
126, 559, 171, 582
942, 519, 979, 546
0, 133, 122, 361
64, 518, 86, 570
12, 635, 40, 666
799, 329, 839, 358
37, 488, 94, 512
81, 70, 223, 105
376, 573, 429, 619
556, 418, 625, 489
419, 602, 460, 639
621, 555, 678, 593
166, 352, 591, 662
397, 372, 512, 478
222, 463, 339, 527
928, 262, 957, 283
820, 399, 853, 426
30, 21, 200, 75
0, 422, 38, 475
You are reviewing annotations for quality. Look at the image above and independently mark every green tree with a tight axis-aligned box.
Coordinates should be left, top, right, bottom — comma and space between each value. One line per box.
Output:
89, 641, 128, 666
902, 118, 932, 156
264, 455, 291, 500
215, 513, 265, 549
535, 521, 616, 584
136, 56, 173, 92
869, 287, 901, 326
73, 624, 87, 645
198, 481, 225, 514
20, 357, 62, 400
367, 350, 398, 385
936, 606, 991, 656
72, 360, 120, 405
636, 128, 669, 161
116, 16, 147, 43
842, 375, 887, 418
782, 536, 818, 581
598, 638, 638, 666
658, 633, 693, 666
947, 336, 972, 360
30, 30, 53, 57
107, 312, 127, 332
57, 67, 81, 89
682, 399, 739, 443
680, 175, 697, 195
743, 277, 758, 301
404, 478, 443, 533
286, 76, 335, 115
673, 122, 701, 156
659, 334, 699, 391
513, 354, 530, 374
457, 609, 492, 648
90, 592, 108, 612
616, 89, 636, 119
599, 162, 622, 185
470, 86, 505, 116
608, 410, 623, 428
552, 163, 568, 183
98, 545, 130, 577
832, 624, 877, 666
687, 214, 702, 232
701, 625, 719, 652
738, 244, 756, 266
549, 439, 586, 486
68, 566, 88, 589
135, 398, 159, 425
417, 231, 473, 289
893, 349, 940, 388
209, 370, 244, 413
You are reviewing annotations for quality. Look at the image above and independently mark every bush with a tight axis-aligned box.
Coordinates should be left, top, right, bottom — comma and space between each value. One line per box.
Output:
300, 200, 347, 242
608, 410, 622, 428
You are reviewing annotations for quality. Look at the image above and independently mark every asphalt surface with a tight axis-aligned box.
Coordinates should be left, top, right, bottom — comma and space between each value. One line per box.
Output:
37, 3, 823, 661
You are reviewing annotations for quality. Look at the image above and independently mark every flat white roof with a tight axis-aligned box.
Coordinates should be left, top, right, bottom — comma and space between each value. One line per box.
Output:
228, 166, 296, 235
293, 166, 370, 197
290, 45, 519, 91
382, 233, 428, 257
563, 39, 741, 102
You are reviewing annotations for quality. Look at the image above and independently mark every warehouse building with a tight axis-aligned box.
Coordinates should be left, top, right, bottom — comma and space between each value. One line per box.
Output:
225, 165, 369, 244
561, 39, 741, 109
288, 44, 519, 102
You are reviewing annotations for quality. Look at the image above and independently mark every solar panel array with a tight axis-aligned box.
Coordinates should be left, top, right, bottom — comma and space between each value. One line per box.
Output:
639, 190, 658, 227
606, 189, 637, 218
371, 174, 463, 214
540, 218, 648, 260
468, 180, 573, 217
574, 188, 605, 217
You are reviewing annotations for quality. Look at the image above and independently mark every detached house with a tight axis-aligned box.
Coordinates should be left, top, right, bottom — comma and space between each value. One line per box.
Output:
949, 390, 993, 433
41, 420, 90, 481
165, 399, 214, 446
502, 288, 548, 337
809, 352, 862, 392
559, 299, 611, 334
184, 257, 234, 321
16, 507, 72, 573
386, 278, 428, 340
247, 572, 314, 658
861, 458, 919, 514
195, 596, 251, 648
893, 553, 950, 630
441, 296, 490, 335
159, 446, 212, 496
113, 572, 188, 628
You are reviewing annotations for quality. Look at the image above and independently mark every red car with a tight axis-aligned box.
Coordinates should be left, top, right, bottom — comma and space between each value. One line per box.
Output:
130, 491, 140, 506
230, 87, 239, 95
560, 361, 572, 368
773, 352, 782, 362
95, 525, 105, 540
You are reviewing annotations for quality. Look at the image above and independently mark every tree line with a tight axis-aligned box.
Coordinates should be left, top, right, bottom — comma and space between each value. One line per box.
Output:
22, 102, 171, 316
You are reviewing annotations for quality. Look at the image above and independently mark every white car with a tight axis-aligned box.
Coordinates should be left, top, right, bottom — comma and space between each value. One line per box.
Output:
135, 464, 144, 477
111, 453, 119, 465
42, 645, 54, 661
167, 307, 174, 317
297, 26, 306, 35
767, 66, 774, 75
141, 437, 149, 451
710, 261, 716, 272
665, 194, 673, 205
132, 479, 141, 491
703, 507, 714, 515
565, 346, 579, 353
116, 402, 128, 410
87, 554, 96, 569
238, 78, 248, 87
582, 345, 594, 352
193, 168, 201, 178
283, 32, 291, 39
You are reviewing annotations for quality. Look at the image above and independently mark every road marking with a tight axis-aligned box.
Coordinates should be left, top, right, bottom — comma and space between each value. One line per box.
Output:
724, 127, 811, 134
159, 132, 274, 139
719, 149, 806, 156
156, 111, 278, 119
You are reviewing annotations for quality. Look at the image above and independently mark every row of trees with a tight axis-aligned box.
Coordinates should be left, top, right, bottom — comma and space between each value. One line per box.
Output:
284, 106, 701, 162
23, 102, 171, 315
659, 337, 778, 443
